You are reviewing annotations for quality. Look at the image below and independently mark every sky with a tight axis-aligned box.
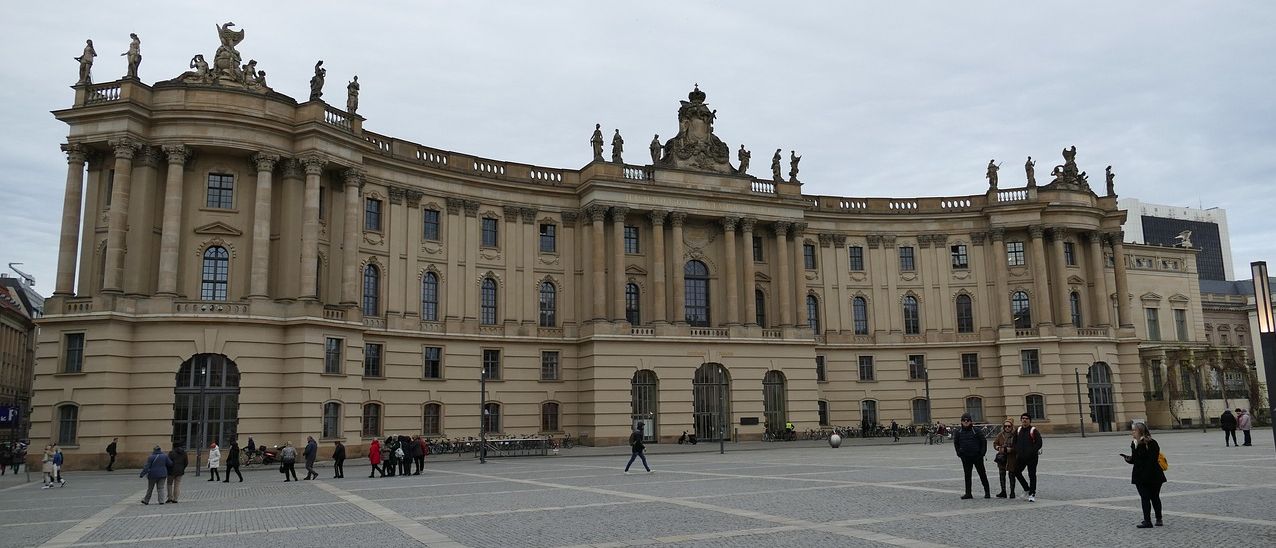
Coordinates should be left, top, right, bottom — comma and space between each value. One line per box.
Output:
2, 1, 1274, 295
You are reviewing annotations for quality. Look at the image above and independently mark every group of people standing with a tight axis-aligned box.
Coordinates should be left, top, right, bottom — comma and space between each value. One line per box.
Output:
1219, 408, 1254, 447
365, 435, 429, 477
0, 441, 27, 475
956, 413, 1041, 501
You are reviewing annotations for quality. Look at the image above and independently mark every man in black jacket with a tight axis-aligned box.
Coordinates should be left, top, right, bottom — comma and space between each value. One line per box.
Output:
953, 413, 990, 499
332, 440, 346, 478
105, 438, 118, 471
1011, 413, 1044, 502
165, 446, 187, 503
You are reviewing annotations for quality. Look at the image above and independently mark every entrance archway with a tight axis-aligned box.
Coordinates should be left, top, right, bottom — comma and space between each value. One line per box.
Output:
693, 363, 731, 441
172, 354, 241, 450
1087, 361, 1115, 432
762, 370, 787, 436
631, 370, 658, 443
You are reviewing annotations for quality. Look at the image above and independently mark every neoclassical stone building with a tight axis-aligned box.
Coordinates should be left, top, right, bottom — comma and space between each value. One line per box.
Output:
34, 27, 1160, 467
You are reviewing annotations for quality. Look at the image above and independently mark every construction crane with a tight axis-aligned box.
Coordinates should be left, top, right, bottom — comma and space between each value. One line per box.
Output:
7, 263, 35, 287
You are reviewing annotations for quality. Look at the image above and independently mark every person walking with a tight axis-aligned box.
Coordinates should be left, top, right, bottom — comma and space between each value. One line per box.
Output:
1237, 408, 1253, 446
414, 435, 428, 475
11, 442, 26, 474
891, 420, 900, 442
1220, 410, 1239, 447
623, 423, 652, 474
206, 442, 221, 482
403, 435, 417, 476
0, 443, 10, 476
40, 445, 55, 488
954, 413, 990, 499
1010, 413, 1043, 502
332, 440, 346, 479
105, 438, 118, 471
1122, 422, 1166, 528
140, 445, 171, 505
224, 440, 243, 482
52, 445, 66, 487
279, 442, 298, 481
367, 437, 383, 478
303, 436, 318, 480
384, 436, 399, 478
166, 445, 187, 503
993, 419, 1018, 498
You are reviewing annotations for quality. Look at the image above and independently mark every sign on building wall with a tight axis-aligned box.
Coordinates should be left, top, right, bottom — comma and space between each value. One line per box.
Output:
0, 406, 18, 425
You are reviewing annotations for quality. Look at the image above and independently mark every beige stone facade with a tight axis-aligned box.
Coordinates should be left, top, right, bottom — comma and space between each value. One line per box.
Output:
34, 48, 1176, 469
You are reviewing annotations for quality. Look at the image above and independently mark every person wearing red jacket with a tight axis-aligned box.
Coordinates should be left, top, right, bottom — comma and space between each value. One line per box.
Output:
367, 438, 383, 478
413, 435, 428, 475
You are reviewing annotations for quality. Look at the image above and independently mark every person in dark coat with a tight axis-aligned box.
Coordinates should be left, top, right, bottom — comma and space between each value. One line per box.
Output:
1122, 422, 1167, 528
303, 436, 319, 480
0, 444, 9, 476
224, 440, 243, 482
1220, 410, 1238, 447
140, 446, 171, 505
384, 436, 399, 477
105, 438, 118, 471
992, 419, 1018, 498
1011, 413, 1043, 502
332, 441, 346, 478
165, 446, 187, 503
623, 423, 652, 473
953, 413, 990, 499
400, 435, 414, 477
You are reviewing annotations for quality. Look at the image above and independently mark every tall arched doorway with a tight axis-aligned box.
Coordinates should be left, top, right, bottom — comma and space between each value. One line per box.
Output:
631, 370, 658, 443
172, 354, 241, 450
762, 370, 787, 436
1087, 361, 1115, 432
693, 363, 731, 441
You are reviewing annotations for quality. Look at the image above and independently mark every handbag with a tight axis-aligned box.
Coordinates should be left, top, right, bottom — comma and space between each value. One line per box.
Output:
1157, 452, 1169, 471
279, 464, 286, 473
994, 452, 1006, 465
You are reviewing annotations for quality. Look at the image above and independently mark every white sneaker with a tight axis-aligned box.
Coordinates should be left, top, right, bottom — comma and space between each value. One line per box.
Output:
623, 471, 630, 474
42, 484, 51, 489
647, 470, 654, 474
1028, 495, 1035, 502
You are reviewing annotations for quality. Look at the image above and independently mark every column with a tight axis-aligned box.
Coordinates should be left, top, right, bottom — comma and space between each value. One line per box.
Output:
930, 234, 951, 332
831, 234, 848, 332
816, 234, 837, 331
990, 228, 1010, 327
123, 147, 161, 295
54, 143, 88, 296
561, 210, 579, 326
386, 188, 407, 315
248, 153, 279, 299
1049, 227, 1070, 325
649, 210, 668, 324
587, 205, 607, 321
503, 205, 521, 325
405, 190, 424, 317
275, 159, 305, 300
1110, 231, 1133, 327
155, 145, 190, 296
76, 158, 102, 294
773, 221, 792, 327
299, 155, 325, 300
339, 168, 364, 307
102, 138, 139, 294
670, 212, 687, 325
1086, 231, 1111, 327
521, 207, 538, 327
792, 222, 809, 329
445, 198, 465, 320
722, 217, 739, 326
611, 206, 629, 322
969, 232, 989, 329
463, 200, 480, 320
740, 218, 757, 326
1028, 225, 1054, 325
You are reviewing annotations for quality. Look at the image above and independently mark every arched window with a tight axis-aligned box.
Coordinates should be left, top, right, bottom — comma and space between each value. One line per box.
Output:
200, 246, 229, 301
860, 400, 878, 425
480, 278, 498, 325
541, 401, 560, 432
421, 272, 439, 321
684, 260, 710, 326
965, 397, 984, 423
362, 264, 380, 317
853, 296, 869, 335
539, 281, 557, 327
625, 283, 641, 325
755, 289, 767, 327
1012, 291, 1032, 328
763, 371, 788, 435
956, 294, 974, 333
57, 404, 79, 446
173, 354, 240, 449
322, 402, 341, 439
1070, 291, 1083, 328
423, 403, 442, 436
631, 370, 658, 441
482, 402, 501, 434
361, 403, 382, 437
903, 295, 920, 335
806, 295, 820, 333
911, 398, 930, 424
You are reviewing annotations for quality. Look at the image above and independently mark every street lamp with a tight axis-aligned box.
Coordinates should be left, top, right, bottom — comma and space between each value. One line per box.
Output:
479, 369, 487, 464
921, 357, 931, 425
719, 365, 726, 455
1250, 261, 1275, 452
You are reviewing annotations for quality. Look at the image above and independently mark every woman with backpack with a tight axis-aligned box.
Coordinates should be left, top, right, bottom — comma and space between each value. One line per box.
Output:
1122, 422, 1166, 528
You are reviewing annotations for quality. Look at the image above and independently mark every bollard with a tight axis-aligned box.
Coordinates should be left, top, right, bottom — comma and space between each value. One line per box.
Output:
829, 433, 842, 448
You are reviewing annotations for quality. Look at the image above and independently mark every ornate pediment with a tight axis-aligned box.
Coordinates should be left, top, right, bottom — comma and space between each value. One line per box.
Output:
1168, 293, 1191, 304
1067, 275, 1086, 285
625, 265, 648, 276
193, 221, 243, 236
654, 85, 735, 174
1139, 292, 1163, 302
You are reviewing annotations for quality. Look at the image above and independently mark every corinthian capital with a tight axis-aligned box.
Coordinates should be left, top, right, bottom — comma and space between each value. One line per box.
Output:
341, 168, 365, 188
611, 206, 629, 223
586, 204, 608, 223
721, 216, 739, 232
61, 143, 88, 165
773, 221, 791, 238
740, 217, 757, 232
1028, 225, 1045, 239
108, 137, 140, 159
161, 144, 190, 166
301, 154, 326, 175
251, 152, 280, 173
669, 211, 687, 228
648, 209, 668, 226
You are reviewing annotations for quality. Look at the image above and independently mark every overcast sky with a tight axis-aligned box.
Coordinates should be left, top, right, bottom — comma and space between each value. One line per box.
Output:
2, 1, 1273, 295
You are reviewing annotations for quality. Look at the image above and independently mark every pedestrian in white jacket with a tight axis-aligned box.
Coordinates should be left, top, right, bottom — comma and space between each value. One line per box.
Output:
206, 442, 222, 482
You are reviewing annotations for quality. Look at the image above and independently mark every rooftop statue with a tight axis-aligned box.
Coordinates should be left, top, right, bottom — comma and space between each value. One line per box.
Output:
771, 149, 782, 182
649, 134, 661, 164
1105, 165, 1115, 196
309, 60, 326, 101
122, 33, 141, 79
1045, 145, 1093, 193
347, 76, 360, 115
75, 39, 96, 85
737, 145, 750, 175
986, 159, 999, 189
1025, 156, 1036, 187
1175, 230, 1193, 249
656, 85, 732, 174
611, 129, 624, 163
590, 124, 604, 162
214, 22, 246, 83
789, 151, 802, 183
167, 22, 270, 93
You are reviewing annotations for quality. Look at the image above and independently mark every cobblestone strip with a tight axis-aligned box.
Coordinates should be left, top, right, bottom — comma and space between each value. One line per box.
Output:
65, 520, 382, 546
38, 488, 146, 548
411, 500, 647, 521
1074, 502, 1276, 527
313, 481, 468, 547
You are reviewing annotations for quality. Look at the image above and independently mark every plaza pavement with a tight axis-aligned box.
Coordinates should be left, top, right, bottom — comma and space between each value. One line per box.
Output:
0, 429, 1272, 547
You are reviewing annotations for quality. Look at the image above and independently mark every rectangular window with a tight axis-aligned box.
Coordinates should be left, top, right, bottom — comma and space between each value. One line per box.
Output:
364, 198, 382, 232
205, 173, 234, 209
540, 351, 560, 381
966, 398, 985, 423
105, 170, 114, 207
482, 348, 501, 380
482, 217, 499, 247
818, 400, 830, 426
815, 355, 827, 382
1064, 241, 1076, 266
908, 354, 926, 380
422, 209, 441, 240
318, 187, 325, 219
63, 333, 85, 373
1007, 241, 1026, 266
753, 236, 764, 262
57, 406, 78, 446
1026, 395, 1045, 420
849, 246, 864, 271
1020, 349, 1040, 375
539, 223, 557, 253
1146, 308, 1161, 341
899, 246, 915, 271
363, 343, 383, 378
324, 337, 343, 374
1174, 309, 1188, 341
950, 244, 968, 269
858, 356, 875, 381
803, 244, 817, 269
624, 225, 640, 254
1150, 360, 1164, 395
422, 346, 442, 379
961, 353, 979, 379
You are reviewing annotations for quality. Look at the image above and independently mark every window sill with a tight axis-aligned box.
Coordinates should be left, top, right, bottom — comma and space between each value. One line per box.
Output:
364, 229, 384, 235
816, 380, 829, 384
321, 372, 346, 377
57, 445, 80, 450
1020, 373, 1045, 378
199, 207, 239, 214
539, 379, 564, 383
961, 377, 983, 381
420, 377, 445, 382
54, 371, 86, 377
319, 437, 346, 442
857, 379, 877, 383
362, 376, 387, 380
482, 378, 505, 382
952, 266, 969, 271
